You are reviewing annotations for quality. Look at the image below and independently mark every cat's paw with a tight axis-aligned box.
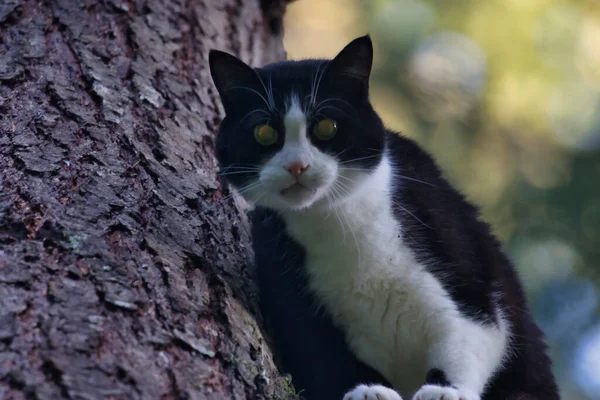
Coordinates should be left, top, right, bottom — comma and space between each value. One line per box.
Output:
343, 384, 403, 400
412, 385, 478, 400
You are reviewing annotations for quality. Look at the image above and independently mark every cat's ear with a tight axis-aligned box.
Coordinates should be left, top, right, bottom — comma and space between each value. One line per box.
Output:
209, 50, 262, 110
326, 35, 373, 87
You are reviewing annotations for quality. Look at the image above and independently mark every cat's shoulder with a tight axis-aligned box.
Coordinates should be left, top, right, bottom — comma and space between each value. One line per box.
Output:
384, 130, 446, 180
385, 130, 435, 160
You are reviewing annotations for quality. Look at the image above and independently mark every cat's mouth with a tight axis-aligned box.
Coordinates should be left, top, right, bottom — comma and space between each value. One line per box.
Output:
280, 183, 317, 197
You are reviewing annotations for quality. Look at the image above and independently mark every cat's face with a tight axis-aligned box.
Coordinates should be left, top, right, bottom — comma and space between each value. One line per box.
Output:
209, 36, 385, 211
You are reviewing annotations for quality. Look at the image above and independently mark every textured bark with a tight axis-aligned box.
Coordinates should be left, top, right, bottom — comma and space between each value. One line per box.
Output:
0, 0, 297, 399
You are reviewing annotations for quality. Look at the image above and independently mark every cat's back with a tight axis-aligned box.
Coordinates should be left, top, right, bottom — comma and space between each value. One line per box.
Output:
383, 131, 561, 399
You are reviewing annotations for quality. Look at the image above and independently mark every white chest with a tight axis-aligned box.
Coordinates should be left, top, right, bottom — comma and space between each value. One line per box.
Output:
283, 162, 459, 394
306, 232, 436, 392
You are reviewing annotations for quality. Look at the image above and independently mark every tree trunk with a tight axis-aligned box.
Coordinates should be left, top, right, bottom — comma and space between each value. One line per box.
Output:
0, 0, 297, 399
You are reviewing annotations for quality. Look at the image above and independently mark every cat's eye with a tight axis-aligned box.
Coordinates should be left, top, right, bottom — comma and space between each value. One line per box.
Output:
254, 124, 278, 146
313, 119, 337, 141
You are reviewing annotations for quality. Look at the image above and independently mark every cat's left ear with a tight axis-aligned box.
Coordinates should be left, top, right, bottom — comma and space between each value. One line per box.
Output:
208, 50, 263, 111
326, 35, 373, 89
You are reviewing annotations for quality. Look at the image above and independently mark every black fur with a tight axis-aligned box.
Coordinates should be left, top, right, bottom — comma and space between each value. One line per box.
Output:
209, 36, 560, 400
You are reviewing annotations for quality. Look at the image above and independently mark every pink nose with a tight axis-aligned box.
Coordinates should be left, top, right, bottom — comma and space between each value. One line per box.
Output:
286, 162, 309, 179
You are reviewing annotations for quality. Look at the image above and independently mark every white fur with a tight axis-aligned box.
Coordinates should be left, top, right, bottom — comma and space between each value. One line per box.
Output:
413, 385, 474, 400
240, 98, 509, 399
344, 384, 403, 400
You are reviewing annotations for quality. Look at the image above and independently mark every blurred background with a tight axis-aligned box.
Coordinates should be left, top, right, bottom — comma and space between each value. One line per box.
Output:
283, 0, 600, 398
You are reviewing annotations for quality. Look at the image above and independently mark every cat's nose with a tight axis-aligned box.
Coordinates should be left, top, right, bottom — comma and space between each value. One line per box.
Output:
286, 162, 309, 179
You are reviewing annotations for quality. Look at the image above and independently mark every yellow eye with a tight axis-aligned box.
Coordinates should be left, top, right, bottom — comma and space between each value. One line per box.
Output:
313, 119, 337, 140
254, 124, 278, 146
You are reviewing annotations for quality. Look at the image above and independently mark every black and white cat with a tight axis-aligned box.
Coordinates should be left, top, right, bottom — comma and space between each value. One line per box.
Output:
208, 36, 560, 400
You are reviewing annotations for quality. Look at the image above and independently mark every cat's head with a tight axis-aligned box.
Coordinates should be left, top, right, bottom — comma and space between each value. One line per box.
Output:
209, 35, 385, 212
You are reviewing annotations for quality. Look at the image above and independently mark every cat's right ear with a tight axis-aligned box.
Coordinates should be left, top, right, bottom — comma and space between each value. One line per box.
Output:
327, 35, 373, 86
209, 50, 261, 111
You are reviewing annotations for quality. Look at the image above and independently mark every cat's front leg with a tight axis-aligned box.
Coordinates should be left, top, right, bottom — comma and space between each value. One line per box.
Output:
412, 384, 478, 400
412, 320, 508, 400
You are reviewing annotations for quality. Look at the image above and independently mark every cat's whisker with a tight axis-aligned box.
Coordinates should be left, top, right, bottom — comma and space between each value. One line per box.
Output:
218, 164, 261, 174
332, 179, 373, 265
314, 97, 358, 114
339, 202, 362, 270
336, 173, 355, 180
217, 170, 260, 177
225, 85, 272, 111
341, 166, 438, 188
339, 153, 382, 165
338, 167, 368, 172
329, 184, 348, 243
249, 189, 267, 206
227, 181, 261, 195
267, 73, 274, 108
332, 147, 352, 160
391, 200, 432, 230
315, 106, 355, 121
393, 174, 438, 187
220, 163, 260, 169
218, 169, 260, 175
336, 174, 357, 187
256, 72, 278, 113
333, 179, 353, 197
199, 181, 261, 214
329, 181, 345, 203
219, 165, 260, 171
339, 164, 432, 232
240, 109, 271, 124
306, 66, 320, 113
333, 182, 362, 268
339, 167, 375, 171
308, 69, 317, 105
267, 73, 281, 114
311, 60, 328, 107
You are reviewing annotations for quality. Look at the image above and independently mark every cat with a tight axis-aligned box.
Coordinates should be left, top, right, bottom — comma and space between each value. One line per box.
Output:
208, 35, 560, 400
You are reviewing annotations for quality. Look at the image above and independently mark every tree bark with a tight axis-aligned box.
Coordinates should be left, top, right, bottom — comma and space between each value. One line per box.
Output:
0, 0, 297, 399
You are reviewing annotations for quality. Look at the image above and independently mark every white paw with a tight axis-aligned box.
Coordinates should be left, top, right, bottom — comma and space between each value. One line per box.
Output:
343, 384, 403, 400
412, 385, 478, 400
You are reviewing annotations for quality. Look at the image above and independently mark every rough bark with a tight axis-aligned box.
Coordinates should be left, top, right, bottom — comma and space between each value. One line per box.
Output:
0, 0, 297, 399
